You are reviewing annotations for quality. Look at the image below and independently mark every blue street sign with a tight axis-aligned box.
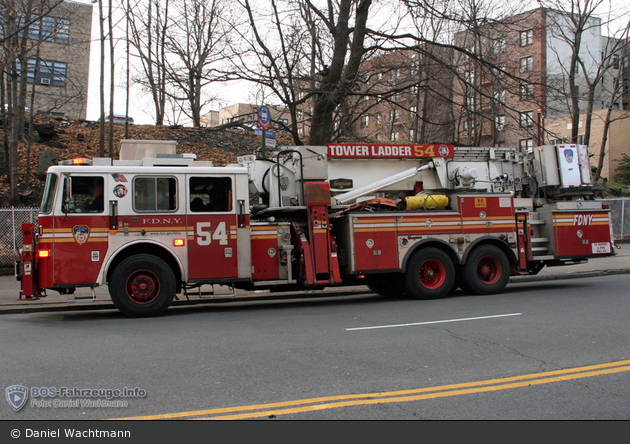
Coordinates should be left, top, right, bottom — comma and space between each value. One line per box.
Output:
258, 106, 270, 130
254, 129, 276, 139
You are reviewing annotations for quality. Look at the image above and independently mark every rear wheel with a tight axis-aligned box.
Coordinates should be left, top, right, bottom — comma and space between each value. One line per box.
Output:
109, 254, 176, 317
462, 245, 510, 295
404, 248, 455, 300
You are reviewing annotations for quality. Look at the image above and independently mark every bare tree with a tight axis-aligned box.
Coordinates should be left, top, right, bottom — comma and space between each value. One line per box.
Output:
126, 0, 171, 125
163, 0, 234, 127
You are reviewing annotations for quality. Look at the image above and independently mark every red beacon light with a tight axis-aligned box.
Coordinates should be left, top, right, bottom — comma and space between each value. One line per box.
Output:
59, 158, 93, 166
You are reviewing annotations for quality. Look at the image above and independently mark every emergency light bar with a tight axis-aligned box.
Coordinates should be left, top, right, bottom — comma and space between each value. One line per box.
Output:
59, 158, 93, 166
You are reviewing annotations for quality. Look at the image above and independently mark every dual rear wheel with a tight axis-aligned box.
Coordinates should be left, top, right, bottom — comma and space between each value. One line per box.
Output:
403, 245, 510, 300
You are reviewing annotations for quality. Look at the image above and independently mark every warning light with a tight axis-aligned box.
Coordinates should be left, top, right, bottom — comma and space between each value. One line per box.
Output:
38, 250, 50, 258
72, 158, 87, 165
173, 239, 185, 247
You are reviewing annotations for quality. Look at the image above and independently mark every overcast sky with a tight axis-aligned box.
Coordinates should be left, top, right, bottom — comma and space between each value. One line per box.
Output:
76, 0, 628, 126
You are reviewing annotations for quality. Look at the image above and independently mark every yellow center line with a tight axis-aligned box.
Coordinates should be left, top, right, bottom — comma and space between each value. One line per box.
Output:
201, 365, 630, 420
110, 359, 630, 420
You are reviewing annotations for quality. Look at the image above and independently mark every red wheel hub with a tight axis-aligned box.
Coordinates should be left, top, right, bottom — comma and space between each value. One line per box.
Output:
476, 255, 501, 285
126, 270, 160, 304
418, 259, 446, 289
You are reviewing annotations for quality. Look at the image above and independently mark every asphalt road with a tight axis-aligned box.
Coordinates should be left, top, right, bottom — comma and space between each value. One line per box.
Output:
1, 275, 629, 420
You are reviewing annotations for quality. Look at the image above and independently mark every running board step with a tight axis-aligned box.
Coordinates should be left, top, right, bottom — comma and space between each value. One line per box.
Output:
530, 237, 550, 243
532, 255, 555, 260
67, 288, 96, 303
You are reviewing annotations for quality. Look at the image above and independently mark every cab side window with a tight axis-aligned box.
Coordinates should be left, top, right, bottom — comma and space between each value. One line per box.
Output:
189, 177, 232, 213
134, 177, 177, 212
62, 176, 104, 213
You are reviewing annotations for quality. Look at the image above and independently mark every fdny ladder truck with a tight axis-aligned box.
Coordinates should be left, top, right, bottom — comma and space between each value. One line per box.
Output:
16, 140, 616, 317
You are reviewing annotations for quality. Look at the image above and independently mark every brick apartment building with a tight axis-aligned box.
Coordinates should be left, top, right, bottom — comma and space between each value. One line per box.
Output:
451, 7, 604, 151
5, 1, 94, 120
349, 46, 455, 144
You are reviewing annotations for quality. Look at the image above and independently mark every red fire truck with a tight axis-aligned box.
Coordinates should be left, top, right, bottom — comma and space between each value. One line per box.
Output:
16, 140, 616, 317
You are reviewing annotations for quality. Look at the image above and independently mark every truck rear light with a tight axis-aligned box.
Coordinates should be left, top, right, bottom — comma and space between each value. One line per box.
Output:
38, 250, 50, 258
602, 204, 610, 209
173, 239, 185, 247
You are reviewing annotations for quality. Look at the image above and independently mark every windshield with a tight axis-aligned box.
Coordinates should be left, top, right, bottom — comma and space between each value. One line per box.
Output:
39, 173, 58, 214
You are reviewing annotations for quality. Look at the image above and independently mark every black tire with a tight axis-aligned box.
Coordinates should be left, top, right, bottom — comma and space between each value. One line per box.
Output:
404, 248, 455, 300
461, 244, 510, 295
368, 278, 408, 298
109, 254, 176, 317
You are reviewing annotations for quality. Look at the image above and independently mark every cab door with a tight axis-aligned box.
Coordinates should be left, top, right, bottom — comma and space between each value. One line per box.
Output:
186, 175, 239, 282
52, 174, 110, 286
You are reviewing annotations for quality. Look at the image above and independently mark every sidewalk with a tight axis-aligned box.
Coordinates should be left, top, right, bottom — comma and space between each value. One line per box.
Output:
1, 245, 629, 315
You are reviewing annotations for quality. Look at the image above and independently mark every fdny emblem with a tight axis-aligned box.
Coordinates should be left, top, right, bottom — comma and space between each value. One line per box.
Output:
73, 225, 90, 244
6, 385, 28, 411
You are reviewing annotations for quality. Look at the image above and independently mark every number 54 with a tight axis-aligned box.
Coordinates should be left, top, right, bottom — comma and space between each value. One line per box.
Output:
196, 221, 228, 246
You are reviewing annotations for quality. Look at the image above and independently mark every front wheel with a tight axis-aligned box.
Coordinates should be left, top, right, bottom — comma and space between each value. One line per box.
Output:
404, 248, 455, 300
461, 245, 510, 295
109, 254, 176, 317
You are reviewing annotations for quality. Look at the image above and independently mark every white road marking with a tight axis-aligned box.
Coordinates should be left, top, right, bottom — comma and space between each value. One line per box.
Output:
346, 313, 523, 331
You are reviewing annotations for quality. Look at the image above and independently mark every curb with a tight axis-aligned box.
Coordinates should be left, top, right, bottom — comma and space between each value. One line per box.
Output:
1, 269, 628, 315
0, 290, 377, 315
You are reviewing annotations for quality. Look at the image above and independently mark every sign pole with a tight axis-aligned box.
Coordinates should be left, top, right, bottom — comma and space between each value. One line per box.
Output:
258, 105, 271, 159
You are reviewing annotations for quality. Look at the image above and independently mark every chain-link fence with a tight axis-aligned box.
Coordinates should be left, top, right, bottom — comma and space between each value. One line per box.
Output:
598, 198, 630, 242
0, 207, 38, 269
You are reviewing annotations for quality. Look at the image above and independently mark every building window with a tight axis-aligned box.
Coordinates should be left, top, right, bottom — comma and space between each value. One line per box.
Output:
1, 14, 69, 44
520, 84, 534, 100
360, 115, 369, 128
495, 115, 505, 132
519, 138, 533, 151
520, 29, 533, 47
409, 129, 414, 141
37, 16, 70, 44
23, 59, 67, 87
520, 56, 533, 73
389, 110, 397, 122
520, 111, 533, 127
493, 39, 506, 54
494, 89, 506, 104
466, 94, 475, 109
623, 56, 629, 69
612, 54, 620, 69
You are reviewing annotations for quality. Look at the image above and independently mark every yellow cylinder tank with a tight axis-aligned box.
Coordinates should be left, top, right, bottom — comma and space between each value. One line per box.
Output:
404, 194, 449, 210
